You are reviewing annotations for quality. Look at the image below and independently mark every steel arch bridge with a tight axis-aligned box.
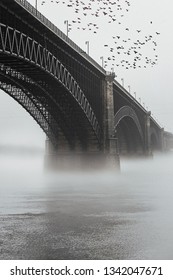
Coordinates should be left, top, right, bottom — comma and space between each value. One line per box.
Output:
0, 0, 172, 167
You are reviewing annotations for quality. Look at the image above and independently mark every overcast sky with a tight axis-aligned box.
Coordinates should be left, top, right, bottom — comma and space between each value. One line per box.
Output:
0, 0, 173, 148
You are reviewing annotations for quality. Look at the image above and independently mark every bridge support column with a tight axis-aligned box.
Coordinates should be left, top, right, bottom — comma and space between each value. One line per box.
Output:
144, 111, 152, 156
44, 135, 75, 170
44, 136, 103, 170
102, 72, 120, 169
160, 127, 165, 151
44, 137, 58, 170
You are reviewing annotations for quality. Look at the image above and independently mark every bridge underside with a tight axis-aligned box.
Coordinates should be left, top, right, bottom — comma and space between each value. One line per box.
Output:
0, 61, 98, 152
0, 24, 101, 156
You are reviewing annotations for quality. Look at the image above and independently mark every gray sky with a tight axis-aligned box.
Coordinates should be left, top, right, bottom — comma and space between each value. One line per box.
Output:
0, 0, 173, 148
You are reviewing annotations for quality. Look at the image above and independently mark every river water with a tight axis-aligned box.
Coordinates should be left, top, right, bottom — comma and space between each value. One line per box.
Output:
0, 152, 173, 260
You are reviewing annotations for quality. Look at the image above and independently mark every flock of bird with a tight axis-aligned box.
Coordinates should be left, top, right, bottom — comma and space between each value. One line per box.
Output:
103, 28, 160, 70
40, 0, 161, 71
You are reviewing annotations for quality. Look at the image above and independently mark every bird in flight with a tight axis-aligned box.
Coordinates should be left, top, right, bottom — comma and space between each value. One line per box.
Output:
45, 0, 160, 71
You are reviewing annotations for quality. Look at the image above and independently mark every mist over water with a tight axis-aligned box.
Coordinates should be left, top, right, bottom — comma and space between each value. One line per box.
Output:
0, 151, 173, 260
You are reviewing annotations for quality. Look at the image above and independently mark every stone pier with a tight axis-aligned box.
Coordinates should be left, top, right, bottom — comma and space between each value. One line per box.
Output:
102, 72, 120, 169
144, 111, 152, 156
44, 72, 120, 171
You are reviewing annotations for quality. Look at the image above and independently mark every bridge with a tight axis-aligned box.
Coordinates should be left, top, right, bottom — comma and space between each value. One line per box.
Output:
0, 0, 172, 168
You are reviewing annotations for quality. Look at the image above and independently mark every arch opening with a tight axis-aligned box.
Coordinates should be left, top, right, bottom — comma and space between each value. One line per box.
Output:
116, 117, 144, 156
114, 106, 144, 156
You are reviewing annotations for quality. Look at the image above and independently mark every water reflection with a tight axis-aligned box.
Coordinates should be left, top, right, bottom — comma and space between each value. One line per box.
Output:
0, 152, 173, 259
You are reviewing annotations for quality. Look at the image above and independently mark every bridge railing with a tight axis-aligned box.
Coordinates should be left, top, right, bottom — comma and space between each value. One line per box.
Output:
14, 0, 105, 74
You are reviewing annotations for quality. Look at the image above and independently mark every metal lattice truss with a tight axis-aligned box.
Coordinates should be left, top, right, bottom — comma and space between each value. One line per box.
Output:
0, 82, 56, 140
114, 105, 144, 140
0, 23, 101, 143
0, 64, 81, 148
0, 68, 61, 146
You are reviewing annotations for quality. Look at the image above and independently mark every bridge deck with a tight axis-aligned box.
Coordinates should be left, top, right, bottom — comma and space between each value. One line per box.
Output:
13, 0, 105, 75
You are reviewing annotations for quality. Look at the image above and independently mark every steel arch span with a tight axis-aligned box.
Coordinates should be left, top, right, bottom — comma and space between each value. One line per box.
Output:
0, 64, 88, 149
0, 23, 101, 149
114, 106, 143, 140
0, 66, 61, 147
114, 106, 144, 154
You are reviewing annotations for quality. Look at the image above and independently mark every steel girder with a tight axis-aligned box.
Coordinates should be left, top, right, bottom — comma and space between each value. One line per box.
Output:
0, 23, 101, 146
114, 105, 144, 141
0, 68, 62, 146
0, 81, 59, 143
0, 64, 85, 148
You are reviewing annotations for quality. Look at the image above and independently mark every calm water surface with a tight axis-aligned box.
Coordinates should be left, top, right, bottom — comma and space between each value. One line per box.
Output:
0, 152, 173, 259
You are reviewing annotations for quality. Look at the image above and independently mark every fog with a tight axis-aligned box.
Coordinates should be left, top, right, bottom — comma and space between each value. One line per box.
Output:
0, 92, 173, 259
0, 150, 173, 259
1, 0, 173, 260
